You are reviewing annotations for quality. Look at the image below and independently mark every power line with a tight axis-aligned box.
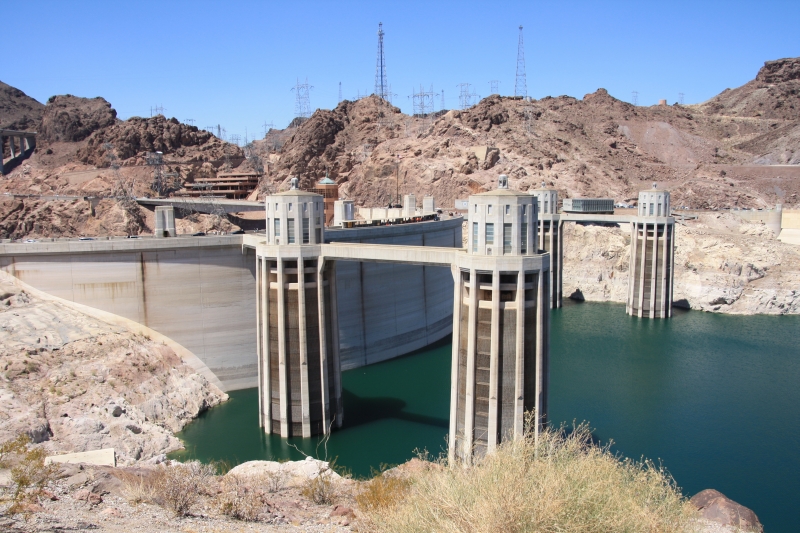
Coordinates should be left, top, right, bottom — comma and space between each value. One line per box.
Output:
515, 26, 527, 98
375, 22, 389, 101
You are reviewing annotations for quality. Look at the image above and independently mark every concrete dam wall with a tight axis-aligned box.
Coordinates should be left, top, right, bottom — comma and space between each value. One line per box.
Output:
0, 218, 463, 390
0, 236, 259, 391
325, 219, 462, 369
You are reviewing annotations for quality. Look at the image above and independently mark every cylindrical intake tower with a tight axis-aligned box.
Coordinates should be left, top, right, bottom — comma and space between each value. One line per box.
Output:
257, 180, 341, 438
627, 187, 675, 318
530, 185, 562, 308
451, 175, 551, 463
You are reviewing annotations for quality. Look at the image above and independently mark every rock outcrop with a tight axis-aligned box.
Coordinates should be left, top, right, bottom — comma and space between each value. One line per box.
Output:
0, 80, 44, 132
691, 489, 763, 532
39, 95, 117, 143
0, 272, 227, 464
563, 213, 800, 314
77, 115, 237, 166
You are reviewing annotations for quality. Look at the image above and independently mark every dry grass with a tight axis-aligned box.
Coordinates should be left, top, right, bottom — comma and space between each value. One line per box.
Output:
149, 461, 217, 517
300, 466, 339, 505
216, 474, 268, 521
357, 423, 694, 533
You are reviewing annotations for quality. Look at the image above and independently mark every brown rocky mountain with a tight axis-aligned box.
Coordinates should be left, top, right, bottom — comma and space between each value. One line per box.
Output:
266, 57, 799, 211
0, 57, 798, 239
39, 94, 117, 143
0, 80, 44, 132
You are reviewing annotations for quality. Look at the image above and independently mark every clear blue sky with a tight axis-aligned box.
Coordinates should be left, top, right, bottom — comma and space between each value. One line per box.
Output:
4, 0, 798, 142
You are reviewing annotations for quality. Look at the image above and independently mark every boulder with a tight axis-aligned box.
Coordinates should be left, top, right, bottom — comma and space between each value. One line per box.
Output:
690, 489, 763, 532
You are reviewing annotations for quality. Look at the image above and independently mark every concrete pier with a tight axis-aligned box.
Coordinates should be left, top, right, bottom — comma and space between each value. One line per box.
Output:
531, 186, 563, 308
154, 206, 176, 237
627, 188, 675, 318
1, 129, 37, 175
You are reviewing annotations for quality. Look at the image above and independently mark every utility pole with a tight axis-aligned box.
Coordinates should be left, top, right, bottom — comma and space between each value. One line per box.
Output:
515, 26, 527, 98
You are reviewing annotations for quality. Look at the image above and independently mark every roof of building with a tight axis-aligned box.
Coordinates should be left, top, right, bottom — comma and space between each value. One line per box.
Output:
272, 190, 322, 197
472, 188, 534, 198
318, 177, 336, 185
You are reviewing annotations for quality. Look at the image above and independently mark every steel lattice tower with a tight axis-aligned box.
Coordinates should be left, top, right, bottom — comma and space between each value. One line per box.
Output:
375, 22, 389, 101
515, 25, 527, 98
292, 78, 313, 119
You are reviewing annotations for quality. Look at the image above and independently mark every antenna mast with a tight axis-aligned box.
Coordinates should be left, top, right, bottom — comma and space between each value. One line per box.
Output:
515, 25, 527, 98
375, 22, 389, 100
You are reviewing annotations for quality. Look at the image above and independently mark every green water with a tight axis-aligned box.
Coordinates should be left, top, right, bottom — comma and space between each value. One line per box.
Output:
171, 302, 800, 532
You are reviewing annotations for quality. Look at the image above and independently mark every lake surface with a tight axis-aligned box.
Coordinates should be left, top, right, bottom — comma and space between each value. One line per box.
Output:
171, 302, 799, 532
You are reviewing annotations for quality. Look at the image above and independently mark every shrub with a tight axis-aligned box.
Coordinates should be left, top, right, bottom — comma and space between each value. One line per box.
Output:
357, 423, 693, 533
216, 474, 266, 521
151, 461, 216, 517
301, 466, 338, 505
116, 470, 157, 505
0, 434, 58, 514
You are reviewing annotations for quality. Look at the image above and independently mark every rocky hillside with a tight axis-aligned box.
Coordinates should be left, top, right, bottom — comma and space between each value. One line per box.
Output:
0, 81, 44, 133
0, 272, 227, 464
265, 57, 800, 210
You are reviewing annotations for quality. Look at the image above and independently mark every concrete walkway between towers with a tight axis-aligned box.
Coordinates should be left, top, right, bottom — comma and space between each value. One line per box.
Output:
320, 242, 464, 267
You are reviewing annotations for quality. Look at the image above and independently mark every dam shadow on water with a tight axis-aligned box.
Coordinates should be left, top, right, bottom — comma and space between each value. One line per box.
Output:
172, 301, 799, 532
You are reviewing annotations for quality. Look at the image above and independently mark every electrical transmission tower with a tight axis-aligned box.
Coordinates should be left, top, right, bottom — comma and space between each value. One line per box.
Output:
458, 83, 478, 110
262, 121, 274, 138
338, 82, 343, 103
146, 151, 167, 196
150, 104, 166, 117
441, 90, 446, 111
292, 78, 313, 119
678, 92, 685, 105
229, 134, 241, 147
632, 91, 639, 106
409, 85, 437, 133
515, 26, 527, 98
185, 118, 195, 126
375, 22, 389, 101
490, 80, 500, 94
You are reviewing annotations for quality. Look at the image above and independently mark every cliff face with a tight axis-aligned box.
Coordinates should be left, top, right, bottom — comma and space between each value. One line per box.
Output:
0, 272, 228, 464
562, 213, 800, 314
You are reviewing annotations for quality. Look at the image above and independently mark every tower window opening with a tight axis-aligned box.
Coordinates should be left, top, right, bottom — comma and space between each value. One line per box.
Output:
503, 223, 512, 254
486, 223, 495, 245
302, 218, 310, 243
472, 222, 478, 253
288, 219, 295, 244
274, 219, 281, 243
488, 205, 493, 215
649, 203, 654, 216
505, 205, 510, 215
521, 222, 528, 253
